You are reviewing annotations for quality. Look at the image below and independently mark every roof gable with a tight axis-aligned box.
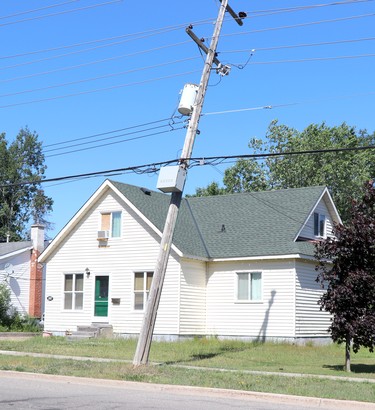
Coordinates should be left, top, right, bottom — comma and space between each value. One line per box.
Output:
41, 180, 335, 262
0, 242, 32, 260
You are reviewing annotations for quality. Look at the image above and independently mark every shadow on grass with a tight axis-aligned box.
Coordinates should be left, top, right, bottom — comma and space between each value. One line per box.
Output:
163, 345, 250, 366
323, 364, 375, 374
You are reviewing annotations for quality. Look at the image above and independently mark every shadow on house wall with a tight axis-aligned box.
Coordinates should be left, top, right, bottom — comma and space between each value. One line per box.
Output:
256, 289, 276, 343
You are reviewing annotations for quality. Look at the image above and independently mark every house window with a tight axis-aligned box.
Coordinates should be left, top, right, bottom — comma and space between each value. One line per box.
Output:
134, 271, 153, 310
64, 273, 84, 310
314, 212, 326, 237
101, 211, 122, 238
237, 272, 262, 301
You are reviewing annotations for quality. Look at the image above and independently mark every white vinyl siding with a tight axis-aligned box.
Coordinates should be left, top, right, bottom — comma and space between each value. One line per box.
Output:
179, 259, 207, 335
43, 190, 180, 336
206, 260, 295, 339
295, 260, 331, 337
300, 198, 334, 239
0, 251, 31, 316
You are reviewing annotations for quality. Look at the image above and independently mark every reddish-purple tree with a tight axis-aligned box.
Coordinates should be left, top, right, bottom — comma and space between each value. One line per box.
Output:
315, 181, 375, 372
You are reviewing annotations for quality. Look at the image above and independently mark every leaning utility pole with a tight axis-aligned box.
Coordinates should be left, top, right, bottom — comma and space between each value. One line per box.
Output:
133, 0, 245, 366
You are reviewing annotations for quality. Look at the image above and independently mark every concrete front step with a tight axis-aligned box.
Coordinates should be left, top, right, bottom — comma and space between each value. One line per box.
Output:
66, 324, 113, 341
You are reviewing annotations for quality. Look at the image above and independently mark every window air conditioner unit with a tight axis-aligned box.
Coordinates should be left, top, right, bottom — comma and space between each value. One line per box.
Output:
97, 230, 110, 240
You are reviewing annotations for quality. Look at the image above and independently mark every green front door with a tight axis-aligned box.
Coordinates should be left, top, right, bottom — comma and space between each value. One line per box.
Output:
94, 276, 109, 317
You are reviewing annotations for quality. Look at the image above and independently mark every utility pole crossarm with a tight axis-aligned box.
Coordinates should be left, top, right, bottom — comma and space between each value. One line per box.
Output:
186, 28, 222, 67
219, 0, 246, 26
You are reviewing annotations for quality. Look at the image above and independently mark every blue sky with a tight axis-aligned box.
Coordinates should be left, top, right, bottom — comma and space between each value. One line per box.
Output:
1, 0, 374, 237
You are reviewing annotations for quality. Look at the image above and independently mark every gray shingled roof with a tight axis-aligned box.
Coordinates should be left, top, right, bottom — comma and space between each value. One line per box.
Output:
0, 241, 32, 257
111, 181, 325, 259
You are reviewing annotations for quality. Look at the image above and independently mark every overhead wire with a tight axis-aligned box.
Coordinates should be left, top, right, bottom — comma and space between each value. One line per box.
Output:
0, 31, 190, 72
44, 121, 186, 155
44, 117, 182, 148
0, 19, 213, 66
246, 53, 375, 65
2, 145, 375, 188
0, 0, 79, 20
45, 126, 186, 158
2, 0, 365, 60
1, 3, 371, 70
0, 57, 200, 98
0, 69, 201, 109
220, 37, 375, 54
220, 13, 375, 40
0, 0, 123, 28
0, 41, 191, 83
1, 51, 373, 107
243, 0, 375, 18
201, 90, 375, 116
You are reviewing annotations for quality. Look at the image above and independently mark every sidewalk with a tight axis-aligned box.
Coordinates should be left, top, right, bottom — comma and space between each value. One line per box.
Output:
1, 349, 374, 384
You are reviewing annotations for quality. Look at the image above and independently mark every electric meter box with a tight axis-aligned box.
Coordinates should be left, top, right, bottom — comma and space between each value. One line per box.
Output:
178, 83, 199, 116
157, 165, 186, 193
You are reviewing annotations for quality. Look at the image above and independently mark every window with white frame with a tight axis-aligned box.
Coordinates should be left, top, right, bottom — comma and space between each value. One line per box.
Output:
101, 211, 122, 238
314, 212, 326, 237
134, 271, 153, 310
236, 272, 262, 301
64, 273, 84, 310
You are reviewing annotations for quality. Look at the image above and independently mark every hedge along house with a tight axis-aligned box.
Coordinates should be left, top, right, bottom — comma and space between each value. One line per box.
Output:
39, 180, 341, 342
0, 224, 46, 319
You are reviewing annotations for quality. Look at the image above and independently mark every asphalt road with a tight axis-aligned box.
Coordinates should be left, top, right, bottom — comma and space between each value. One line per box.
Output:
0, 371, 373, 410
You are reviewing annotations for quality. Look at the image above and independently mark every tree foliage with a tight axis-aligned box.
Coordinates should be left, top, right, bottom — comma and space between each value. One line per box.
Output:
315, 181, 375, 371
192, 121, 375, 222
0, 128, 53, 241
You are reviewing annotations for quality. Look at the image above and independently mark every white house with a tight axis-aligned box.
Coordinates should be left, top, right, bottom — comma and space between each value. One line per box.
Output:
0, 224, 46, 319
39, 180, 341, 342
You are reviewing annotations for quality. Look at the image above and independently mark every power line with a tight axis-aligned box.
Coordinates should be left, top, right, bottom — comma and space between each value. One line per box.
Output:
45, 126, 185, 158
0, 20, 212, 63
247, 53, 375, 65
0, 0, 122, 27
1, 8, 372, 70
221, 37, 375, 54
201, 92, 375, 116
1, 52, 373, 109
0, 69, 201, 109
244, 0, 375, 18
2, 145, 375, 188
221, 13, 375, 39
3, 36, 373, 84
44, 117, 181, 148
2, 0, 360, 60
0, 0, 79, 20
0, 41, 190, 83
0, 57, 199, 98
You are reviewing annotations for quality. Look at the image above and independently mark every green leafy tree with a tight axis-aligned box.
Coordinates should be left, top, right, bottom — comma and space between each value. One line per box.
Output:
0, 283, 12, 327
192, 121, 375, 221
190, 159, 268, 197
222, 158, 268, 193
255, 121, 375, 221
0, 128, 53, 241
187, 181, 226, 197
315, 181, 375, 372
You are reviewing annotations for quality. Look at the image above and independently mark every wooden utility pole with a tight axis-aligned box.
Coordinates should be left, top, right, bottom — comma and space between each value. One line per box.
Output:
133, 0, 245, 366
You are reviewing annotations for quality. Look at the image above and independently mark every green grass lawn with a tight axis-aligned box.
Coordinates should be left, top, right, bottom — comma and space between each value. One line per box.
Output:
0, 337, 374, 402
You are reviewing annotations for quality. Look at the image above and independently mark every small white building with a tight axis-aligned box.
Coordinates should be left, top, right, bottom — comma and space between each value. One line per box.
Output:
39, 180, 341, 342
0, 225, 46, 318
